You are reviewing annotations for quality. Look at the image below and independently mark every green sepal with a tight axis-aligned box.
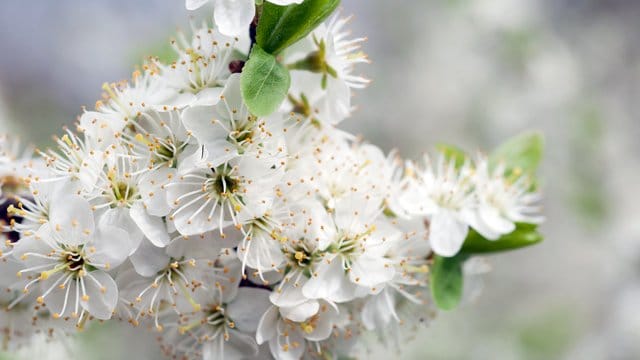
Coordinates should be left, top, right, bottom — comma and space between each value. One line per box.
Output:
430, 253, 468, 311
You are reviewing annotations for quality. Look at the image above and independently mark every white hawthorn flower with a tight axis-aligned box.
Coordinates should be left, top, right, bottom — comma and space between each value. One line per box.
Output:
166, 154, 282, 236
401, 156, 476, 257
157, 23, 246, 105
257, 302, 339, 360
360, 227, 432, 332
182, 74, 286, 167
467, 157, 544, 239
88, 157, 170, 249
268, 199, 336, 321
11, 194, 128, 322
234, 196, 288, 279
0, 134, 39, 196
79, 70, 193, 150
286, 15, 369, 124
4, 180, 80, 250
185, 0, 304, 37
114, 109, 196, 172
118, 235, 226, 330
302, 193, 400, 302
39, 131, 105, 193
161, 254, 271, 360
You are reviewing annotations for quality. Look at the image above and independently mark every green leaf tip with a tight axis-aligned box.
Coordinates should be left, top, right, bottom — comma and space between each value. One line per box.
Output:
461, 223, 543, 254
257, 0, 340, 55
489, 131, 544, 176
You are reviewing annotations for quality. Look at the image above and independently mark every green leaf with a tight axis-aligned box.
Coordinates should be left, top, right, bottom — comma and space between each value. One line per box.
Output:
461, 223, 543, 254
430, 253, 467, 311
240, 45, 291, 117
435, 143, 468, 169
489, 131, 544, 176
257, 0, 340, 54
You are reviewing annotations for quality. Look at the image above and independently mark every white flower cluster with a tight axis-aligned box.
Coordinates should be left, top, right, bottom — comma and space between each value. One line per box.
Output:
0, 3, 543, 359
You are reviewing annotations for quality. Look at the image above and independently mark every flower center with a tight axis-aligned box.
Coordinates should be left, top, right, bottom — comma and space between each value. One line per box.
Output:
330, 225, 377, 265
109, 181, 139, 207
284, 244, 318, 278
40, 246, 91, 281
178, 304, 235, 340
207, 167, 240, 199
289, 248, 314, 268
1, 196, 27, 243
63, 250, 86, 272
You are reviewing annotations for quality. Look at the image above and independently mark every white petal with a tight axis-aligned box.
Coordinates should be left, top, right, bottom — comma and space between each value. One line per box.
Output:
12, 227, 51, 264
182, 105, 228, 144
349, 255, 394, 288
256, 306, 279, 344
194, 87, 224, 106
98, 208, 142, 255
269, 275, 307, 308
270, 330, 305, 360
465, 210, 501, 240
237, 230, 285, 273
130, 238, 169, 277
279, 300, 319, 322
333, 193, 378, 234
139, 167, 174, 217
302, 256, 358, 302
201, 139, 239, 167
166, 231, 225, 259
304, 303, 338, 341
81, 270, 118, 320
90, 224, 132, 269
49, 195, 94, 246
224, 330, 259, 359
167, 170, 225, 235
478, 205, 515, 237
213, 0, 255, 37
130, 202, 170, 247
361, 289, 396, 330
226, 287, 271, 332
429, 210, 469, 257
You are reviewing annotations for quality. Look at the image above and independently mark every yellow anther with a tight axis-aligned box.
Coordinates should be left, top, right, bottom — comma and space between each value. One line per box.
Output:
300, 323, 314, 334
61, 134, 73, 147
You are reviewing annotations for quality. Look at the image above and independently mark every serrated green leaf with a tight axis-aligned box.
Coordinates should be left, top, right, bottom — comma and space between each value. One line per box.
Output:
461, 223, 543, 254
435, 143, 468, 169
430, 253, 467, 311
489, 131, 544, 176
240, 45, 291, 117
257, 0, 340, 55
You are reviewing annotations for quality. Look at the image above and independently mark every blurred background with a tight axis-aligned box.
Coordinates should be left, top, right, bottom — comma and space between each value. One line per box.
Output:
1, 0, 639, 359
